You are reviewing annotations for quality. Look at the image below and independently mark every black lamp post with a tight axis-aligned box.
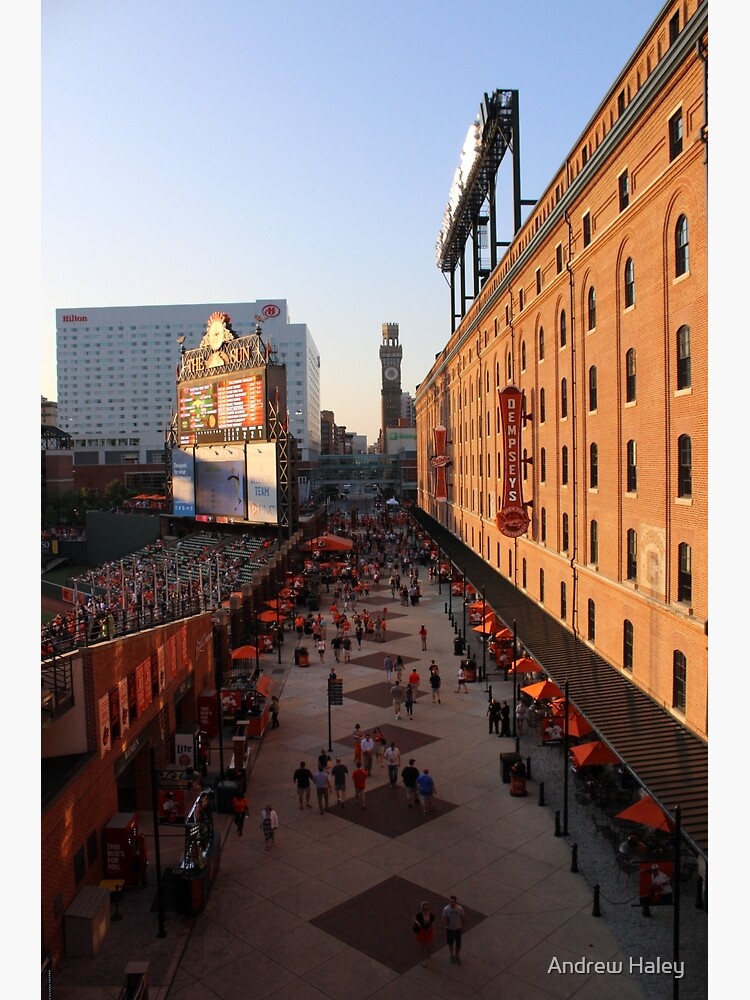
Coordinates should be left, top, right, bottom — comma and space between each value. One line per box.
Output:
462, 566, 467, 640
481, 586, 486, 683
563, 679, 570, 836
512, 619, 518, 737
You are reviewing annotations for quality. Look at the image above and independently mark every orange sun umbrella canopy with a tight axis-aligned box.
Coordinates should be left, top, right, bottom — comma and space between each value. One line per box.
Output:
521, 679, 564, 701
614, 795, 675, 833
569, 740, 620, 768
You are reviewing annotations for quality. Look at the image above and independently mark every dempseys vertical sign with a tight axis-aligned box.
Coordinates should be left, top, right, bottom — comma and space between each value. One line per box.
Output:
431, 424, 451, 502
495, 386, 530, 537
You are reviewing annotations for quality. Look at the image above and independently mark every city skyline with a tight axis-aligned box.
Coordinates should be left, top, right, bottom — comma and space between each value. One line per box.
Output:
40, 0, 664, 442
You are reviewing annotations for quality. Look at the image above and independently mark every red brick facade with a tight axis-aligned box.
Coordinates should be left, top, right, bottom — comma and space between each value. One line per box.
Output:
416, 3, 708, 739
41, 613, 215, 966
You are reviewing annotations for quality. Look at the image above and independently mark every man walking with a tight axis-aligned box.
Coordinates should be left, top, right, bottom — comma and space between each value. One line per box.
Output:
293, 761, 314, 810
360, 732, 375, 775
419, 624, 428, 650
312, 765, 332, 814
232, 791, 249, 835
384, 653, 393, 682
390, 680, 404, 720
384, 741, 401, 786
442, 895, 466, 964
408, 666, 420, 696
401, 758, 420, 807
331, 757, 349, 808
415, 768, 436, 815
487, 698, 501, 735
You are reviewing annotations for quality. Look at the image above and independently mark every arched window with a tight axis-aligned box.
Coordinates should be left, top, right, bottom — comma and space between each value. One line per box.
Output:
541, 507, 547, 542
678, 543, 692, 602
539, 568, 545, 603
560, 582, 567, 620
539, 327, 545, 360
626, 440, 637, 492
521, 341, 527, 370
672, 651, 687, 710
560, 310, 567, 348
562, 512, 569, 551
589, 443, 598, 488
561, 445, 569, 485
623, 620, 634, 670
677, 325, 691, 389
485, 370, 490, 394
588, 365, 598, 410
540, 447, 546, 482
675, 215, 690, 276
496, 361, 501, 386
561, 378, 568, 418
626, 348, 637, 402
624, 257, 635, 307
678, 435, 692, 497
587, 599, 596, 641
587, 286, 597, 330
540, 387, 546, 423
506, 351, 512, 380
590, 519, 599, 563
626, 528, 637, 580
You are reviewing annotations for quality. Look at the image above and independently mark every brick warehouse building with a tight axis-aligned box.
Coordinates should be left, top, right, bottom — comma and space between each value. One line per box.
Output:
416, 2, 708, 740
41, 613, 216, 966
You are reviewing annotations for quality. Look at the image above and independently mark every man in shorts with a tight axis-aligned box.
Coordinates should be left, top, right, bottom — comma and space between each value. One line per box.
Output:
442, 895, 466, 964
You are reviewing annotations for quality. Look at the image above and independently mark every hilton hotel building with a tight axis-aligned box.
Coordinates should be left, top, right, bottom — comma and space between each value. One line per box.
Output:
55, 299, 322, 466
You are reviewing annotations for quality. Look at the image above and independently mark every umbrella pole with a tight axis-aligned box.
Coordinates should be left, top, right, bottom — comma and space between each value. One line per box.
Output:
481, 586, 486, 686
673, 805, 681, 1000
562, 679, 570, 836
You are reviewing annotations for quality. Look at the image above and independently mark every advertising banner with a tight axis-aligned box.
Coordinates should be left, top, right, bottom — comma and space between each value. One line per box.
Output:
496, 386, 530, 537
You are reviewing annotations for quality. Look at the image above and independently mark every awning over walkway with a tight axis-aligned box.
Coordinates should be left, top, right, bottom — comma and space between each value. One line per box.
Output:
411, 507, 708, 861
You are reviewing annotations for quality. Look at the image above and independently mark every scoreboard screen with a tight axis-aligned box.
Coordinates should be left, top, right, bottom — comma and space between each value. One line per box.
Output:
178, 371, 266, 445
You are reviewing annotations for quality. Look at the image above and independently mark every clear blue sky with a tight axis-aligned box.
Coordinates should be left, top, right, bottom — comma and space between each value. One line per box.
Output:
38, 0, 669, 443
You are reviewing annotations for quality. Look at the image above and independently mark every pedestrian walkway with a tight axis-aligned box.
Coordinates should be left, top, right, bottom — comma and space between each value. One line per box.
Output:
50, 566, 707, 999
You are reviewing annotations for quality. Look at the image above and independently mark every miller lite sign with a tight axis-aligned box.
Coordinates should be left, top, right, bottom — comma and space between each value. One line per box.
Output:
496, 386, 530, 537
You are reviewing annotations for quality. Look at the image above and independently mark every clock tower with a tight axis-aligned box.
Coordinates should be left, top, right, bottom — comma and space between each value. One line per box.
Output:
380, 322, 403, 446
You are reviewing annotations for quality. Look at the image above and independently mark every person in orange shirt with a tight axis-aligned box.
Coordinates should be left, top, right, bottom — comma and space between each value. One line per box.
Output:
419, 625, 428, 650
408, 667, 421, 695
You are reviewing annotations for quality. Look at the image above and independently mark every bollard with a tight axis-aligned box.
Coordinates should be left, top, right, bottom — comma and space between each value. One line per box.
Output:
695, 875, 704, 910
554, 810, 561, 837
571, 844, 579, 873
515, 737, 520, 754
444, 602, 448, 615
526, 756, 532, 781
641, 899, 651, 917
538, 781, 545, 806
592, 884, 602, 917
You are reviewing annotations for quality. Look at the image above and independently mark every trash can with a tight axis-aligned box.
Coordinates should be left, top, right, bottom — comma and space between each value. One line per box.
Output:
462, 659, 477, 683
215, 779, 241, 814
499, 752, 522, 784
454, 637, 465, 656
510, 760, 528, 796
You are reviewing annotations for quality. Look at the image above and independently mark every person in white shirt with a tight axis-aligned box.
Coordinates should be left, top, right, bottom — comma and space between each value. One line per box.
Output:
383, 742, 401, 786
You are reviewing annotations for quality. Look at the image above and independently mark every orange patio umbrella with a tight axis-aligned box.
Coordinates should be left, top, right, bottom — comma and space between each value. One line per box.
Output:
509, 656, 542, 675
231, 644, 262, 660
569, 740, 620, 768
614, 795, 675, 833
521, 679, 564, 701
257, 609, 284, 623
494, 627, 513, 642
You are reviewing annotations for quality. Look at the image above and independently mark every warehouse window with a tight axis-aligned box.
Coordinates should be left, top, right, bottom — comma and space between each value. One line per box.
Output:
677, 326, 691, 389
588, 366, 598, 411
560, 310, 567, 348
589, 443, 598, 488
626, 440, 637, 492
677, 543, 692, 602
587, 599, 596, 641
618, 169, 629, 211
672, 651, 687, 711
561, 378, 568, 418
624, 257, 635, 307
623, 621, 634, 671
675, 215, 690, 276
587, 286, 597, 330
626, 348, 637, 402
669, 109, 683, 160
539, 327, 545, 360
583, 211, 592, 247
678, 435, 692, 497
626, 529, 637, 580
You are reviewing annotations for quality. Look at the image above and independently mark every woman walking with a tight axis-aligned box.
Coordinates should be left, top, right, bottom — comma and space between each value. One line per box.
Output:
413, 901, 436, 967
260, 804, 278, 850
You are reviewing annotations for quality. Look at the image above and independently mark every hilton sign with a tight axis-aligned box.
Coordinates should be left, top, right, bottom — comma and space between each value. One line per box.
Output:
495, 386, 530, 538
